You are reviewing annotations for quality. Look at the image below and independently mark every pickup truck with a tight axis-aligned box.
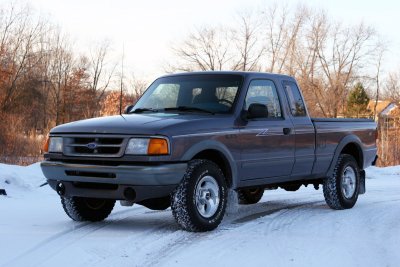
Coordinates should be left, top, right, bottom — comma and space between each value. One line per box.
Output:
41, 71, 377, 232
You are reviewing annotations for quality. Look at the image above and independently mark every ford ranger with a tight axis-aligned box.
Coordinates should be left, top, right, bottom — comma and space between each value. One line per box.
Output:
41, 72, 377, 232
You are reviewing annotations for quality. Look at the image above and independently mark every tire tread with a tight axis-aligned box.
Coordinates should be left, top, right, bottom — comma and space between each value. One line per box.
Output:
171, 159, 227, 232
61, 197, 115, 222
323, 154, 359, 210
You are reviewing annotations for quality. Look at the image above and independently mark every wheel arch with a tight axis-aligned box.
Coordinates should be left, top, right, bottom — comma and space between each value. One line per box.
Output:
327, 135, 364, 177
181, 140, 237, 189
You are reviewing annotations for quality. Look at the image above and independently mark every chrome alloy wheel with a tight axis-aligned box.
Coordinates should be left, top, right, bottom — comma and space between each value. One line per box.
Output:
195, 175, 220, 218
341, 166, 356, 199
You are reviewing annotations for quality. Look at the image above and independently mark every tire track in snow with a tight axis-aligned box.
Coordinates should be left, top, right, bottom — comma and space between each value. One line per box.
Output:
232, 202, 317, 224
2, 206, 142, 267
80, 212, 182, 267
4, 199, 325, 267
140, 200, 325, 267
139, 232, 197, 267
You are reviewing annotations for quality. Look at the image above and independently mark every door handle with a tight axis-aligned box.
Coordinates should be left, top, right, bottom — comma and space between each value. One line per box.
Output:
283, 128, 291, 135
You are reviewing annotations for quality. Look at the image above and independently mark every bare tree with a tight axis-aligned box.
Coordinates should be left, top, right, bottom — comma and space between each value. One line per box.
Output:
231, 12, 264, 71
46, 30, 73, 125
383, 71, 400, 102
302, 10, 331, 117
281, 5, 309, 76
172, 26, 232, 71
0, 4, 47, 112
88, 41, 116, 116
313, 21, 377, 117
262, 3, 289, 73
128, 74, 147, 102
372, 42, 386, 119
261, 3, 309, 75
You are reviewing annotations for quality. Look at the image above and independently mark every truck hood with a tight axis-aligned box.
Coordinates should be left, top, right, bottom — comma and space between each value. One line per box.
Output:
50, 113, 232, 135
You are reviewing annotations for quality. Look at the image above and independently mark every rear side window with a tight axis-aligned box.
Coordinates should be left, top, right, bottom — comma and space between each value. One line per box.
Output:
283, 81, 306, 117
245, 79, 282, 118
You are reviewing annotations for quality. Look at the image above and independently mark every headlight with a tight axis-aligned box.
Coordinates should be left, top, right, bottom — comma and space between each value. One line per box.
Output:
125, 137, 169, 155
48, 137, 63, 153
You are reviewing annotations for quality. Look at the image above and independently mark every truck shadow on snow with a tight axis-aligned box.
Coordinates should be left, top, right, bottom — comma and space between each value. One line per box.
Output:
226, 200, 329, 225
95, 199, 329, 232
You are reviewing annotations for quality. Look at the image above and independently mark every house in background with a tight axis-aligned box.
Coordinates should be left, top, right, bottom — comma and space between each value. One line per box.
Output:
374, 101, 400, 166
338, 100, 391, 119
366, 100, 392, 121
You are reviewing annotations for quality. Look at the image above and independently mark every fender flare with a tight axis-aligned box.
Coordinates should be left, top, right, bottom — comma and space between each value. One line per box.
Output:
326, 134, 363, 177
181, 140, 238, 188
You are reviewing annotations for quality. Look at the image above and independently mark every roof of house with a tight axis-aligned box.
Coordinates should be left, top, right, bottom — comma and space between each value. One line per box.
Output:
380, 103, 400, 117
367, 100, 392, 115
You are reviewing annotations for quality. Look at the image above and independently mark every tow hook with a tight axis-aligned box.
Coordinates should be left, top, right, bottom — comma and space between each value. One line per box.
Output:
56, 182, 65, 196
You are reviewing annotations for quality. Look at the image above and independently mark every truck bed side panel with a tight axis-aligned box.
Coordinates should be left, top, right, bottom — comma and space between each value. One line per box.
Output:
311, 118, 377, 177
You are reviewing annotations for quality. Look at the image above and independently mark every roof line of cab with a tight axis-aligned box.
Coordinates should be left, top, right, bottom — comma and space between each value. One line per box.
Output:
159, 71, 295, 81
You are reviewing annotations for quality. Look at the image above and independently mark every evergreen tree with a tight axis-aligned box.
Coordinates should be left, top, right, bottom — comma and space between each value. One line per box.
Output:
347, 82, 370, 118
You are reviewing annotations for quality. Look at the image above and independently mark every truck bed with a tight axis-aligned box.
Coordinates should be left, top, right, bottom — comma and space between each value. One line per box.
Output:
311, 117, 377, 177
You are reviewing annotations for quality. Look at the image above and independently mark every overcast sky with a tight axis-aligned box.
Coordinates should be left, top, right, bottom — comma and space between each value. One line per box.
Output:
14, 0, 400, 81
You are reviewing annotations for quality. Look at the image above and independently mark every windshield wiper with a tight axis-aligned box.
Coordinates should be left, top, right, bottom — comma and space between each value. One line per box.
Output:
131, 108, 159, 113
164, 106, 215, 114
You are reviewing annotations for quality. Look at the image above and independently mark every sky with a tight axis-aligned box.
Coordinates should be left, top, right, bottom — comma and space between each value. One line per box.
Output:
4, 0, 400, 82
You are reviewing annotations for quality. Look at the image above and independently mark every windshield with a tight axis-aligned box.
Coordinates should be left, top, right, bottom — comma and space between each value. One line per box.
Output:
132, 74, 243, 114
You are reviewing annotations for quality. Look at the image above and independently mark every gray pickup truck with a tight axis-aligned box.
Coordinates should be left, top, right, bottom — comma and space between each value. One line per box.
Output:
41, 72, 377, 232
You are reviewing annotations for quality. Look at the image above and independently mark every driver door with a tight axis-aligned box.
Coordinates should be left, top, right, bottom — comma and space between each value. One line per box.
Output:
239, 79, 295, 180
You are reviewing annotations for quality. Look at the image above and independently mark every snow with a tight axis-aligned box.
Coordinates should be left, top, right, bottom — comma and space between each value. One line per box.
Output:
1, 163, 400, 267
0, 163, 45, 197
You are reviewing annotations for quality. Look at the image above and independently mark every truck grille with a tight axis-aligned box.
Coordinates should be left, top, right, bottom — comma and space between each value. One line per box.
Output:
63, 136, 127, 157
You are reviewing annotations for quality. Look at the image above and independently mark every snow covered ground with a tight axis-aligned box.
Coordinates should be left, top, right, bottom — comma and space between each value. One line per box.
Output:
0, 163, 399, 267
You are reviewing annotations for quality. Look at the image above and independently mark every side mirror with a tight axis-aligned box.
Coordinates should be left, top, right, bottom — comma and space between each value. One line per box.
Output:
123, 105, 134, 114
247, 103, 268, 119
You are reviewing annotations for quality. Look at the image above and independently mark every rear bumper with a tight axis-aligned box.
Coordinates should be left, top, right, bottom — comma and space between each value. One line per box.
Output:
41, 161, 187, 201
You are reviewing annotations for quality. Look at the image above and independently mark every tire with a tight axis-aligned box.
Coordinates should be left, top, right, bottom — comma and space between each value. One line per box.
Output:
323, 154, 360, 210
171, 159, 227, 232
281, 184, 301, 192
61, 196, 115, 222
138, 196, 171, 211
238, 187, 264, 204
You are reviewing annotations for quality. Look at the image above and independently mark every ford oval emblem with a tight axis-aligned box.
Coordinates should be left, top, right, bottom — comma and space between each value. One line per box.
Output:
86, 142, 97, 149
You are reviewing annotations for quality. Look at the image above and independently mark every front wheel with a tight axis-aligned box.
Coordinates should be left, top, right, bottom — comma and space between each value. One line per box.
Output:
61, 196, 115, 222
171, 159, 227, 232
323, 154, 360, 210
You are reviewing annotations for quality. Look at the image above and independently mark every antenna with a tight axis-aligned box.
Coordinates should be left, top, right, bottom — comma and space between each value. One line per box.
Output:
119, 43, 125, 115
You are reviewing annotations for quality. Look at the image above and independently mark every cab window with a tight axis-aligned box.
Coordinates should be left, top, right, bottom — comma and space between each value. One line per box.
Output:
244, 79, 282, 118
283, 81, 307, 117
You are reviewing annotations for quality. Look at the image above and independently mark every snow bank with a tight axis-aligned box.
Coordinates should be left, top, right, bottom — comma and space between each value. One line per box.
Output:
0, 162, 46, 195
366, 165, 400, 179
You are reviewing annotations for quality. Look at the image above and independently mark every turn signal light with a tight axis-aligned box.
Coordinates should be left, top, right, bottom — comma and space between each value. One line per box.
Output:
147, 138, 169, 155
43, 137, 49, 153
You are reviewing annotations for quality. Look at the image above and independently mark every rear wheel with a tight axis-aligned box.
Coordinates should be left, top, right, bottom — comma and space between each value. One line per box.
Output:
238, 187, 264, 204
171, 159, 227, 232
323, 154, 360, 210
61, 196, 115, 222
281, 184, 301, 192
